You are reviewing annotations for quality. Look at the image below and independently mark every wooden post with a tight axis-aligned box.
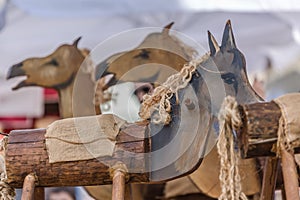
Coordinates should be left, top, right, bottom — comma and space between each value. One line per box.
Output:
21, 174, 36, 200
281, 149, 299, 200
112, 170, 127, 200
111, 163, 129, 200
260, 157, 279, 200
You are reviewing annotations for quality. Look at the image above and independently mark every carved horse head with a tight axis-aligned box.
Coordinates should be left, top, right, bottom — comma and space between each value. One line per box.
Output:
149, 20, 262, 183
200, 20, 262, 108
6, 37, 97, 118
7, 23, 195, 119
95, 22, 195, 88
7, 37, 84, 90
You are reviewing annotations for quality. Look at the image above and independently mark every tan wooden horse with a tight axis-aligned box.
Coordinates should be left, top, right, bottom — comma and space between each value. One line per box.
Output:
7, 23, 194, 118
7, 23, 195, 200
95, 22, 195, 88
7, 37, 98, 118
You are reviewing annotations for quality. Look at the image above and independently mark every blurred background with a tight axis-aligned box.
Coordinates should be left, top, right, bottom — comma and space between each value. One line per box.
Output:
1, 0, 300, 137
1, 1, 300, 199
1, 1, 300, 135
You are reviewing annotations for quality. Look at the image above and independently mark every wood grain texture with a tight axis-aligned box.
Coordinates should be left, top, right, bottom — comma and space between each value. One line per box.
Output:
260, 157, 279, 200
239, 102, 282, 158
5, 121, 150, 188
281, 149, 300, 200
239, 101, 300, 158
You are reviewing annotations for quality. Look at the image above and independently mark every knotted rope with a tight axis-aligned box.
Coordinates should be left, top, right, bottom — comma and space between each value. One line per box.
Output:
0, 137, 15, 200
217, 96, 247, 200
139, 55, 209, 124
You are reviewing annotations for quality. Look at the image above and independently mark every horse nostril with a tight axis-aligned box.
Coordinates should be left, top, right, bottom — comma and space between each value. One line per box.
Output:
7, 62, 26, 79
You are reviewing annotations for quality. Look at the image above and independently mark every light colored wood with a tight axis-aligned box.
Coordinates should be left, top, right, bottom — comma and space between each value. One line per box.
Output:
281, 149, 299, 200
260, 157, 279, 200
21, 174, 36, 200
112, 170, 126, 200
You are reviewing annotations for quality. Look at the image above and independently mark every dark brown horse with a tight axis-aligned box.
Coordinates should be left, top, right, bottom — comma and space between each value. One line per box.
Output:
144, 20, 262, 199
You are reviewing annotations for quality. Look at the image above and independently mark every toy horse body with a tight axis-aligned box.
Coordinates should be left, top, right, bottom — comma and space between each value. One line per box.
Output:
7, 20, 263, 200
7, 39, 97, 118
160, 21, 262, 199
6, 23, 195, 200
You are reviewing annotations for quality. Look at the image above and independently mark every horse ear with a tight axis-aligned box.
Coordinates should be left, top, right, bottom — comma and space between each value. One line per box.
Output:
72, 36, 82, 48
221, 20, 236, 51
162, 22, 174, 35
208, 31, 220, 56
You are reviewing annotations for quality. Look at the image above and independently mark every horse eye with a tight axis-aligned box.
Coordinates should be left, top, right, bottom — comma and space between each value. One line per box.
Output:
221, 73, 236, 84
134, 49, 150, 59
47, 59, 59, 66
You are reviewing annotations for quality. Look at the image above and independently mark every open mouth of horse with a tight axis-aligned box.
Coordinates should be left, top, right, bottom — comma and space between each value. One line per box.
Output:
6, 65, 30, 90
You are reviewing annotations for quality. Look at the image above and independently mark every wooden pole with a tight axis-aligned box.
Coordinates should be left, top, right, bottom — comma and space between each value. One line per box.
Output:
260, 157, 279, 200
21, 174, 36, 200
112, 170, 127, 200
281, 149, 299, 200
111, 163, 129, 200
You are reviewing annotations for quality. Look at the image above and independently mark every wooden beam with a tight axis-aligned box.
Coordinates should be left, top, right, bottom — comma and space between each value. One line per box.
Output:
238, 102, 282, 158
5, 120, 150, 188
238, 101, 300, 158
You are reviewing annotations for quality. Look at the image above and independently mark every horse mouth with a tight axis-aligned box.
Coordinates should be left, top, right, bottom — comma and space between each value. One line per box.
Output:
6, 65, 29, 90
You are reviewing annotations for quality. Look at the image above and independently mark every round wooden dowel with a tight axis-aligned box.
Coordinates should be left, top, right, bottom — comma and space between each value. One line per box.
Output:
112, 169, 127, 200
260, 157, 279, 200
281, 148, 300, 200
21, 174, 36, 200
111, 163, 129, 200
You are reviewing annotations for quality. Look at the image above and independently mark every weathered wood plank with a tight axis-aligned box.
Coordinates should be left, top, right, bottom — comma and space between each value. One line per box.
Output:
5, 121, 150, 188
238, 101, 300, 158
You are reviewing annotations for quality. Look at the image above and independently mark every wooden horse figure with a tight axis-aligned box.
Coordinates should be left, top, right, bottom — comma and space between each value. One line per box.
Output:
7, 23, 195, 200
4, 20, 266, 200
95, 22, 195, 89
6, 37, 98, 118
138, 20, 263, 199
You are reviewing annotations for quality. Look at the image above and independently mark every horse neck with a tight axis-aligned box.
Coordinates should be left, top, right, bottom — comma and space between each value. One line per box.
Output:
58, 68, 96, 119
58, 83, 74, 118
